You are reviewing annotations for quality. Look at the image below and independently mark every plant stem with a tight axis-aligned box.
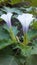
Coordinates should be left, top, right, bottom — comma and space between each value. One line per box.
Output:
9, 27, 17, 43
23, 33, 29, 45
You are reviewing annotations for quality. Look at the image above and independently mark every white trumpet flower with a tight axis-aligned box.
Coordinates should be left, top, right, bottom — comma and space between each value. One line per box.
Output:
0, 13, 17, 42
17, 13, 34, 33
0, 13, 12, 28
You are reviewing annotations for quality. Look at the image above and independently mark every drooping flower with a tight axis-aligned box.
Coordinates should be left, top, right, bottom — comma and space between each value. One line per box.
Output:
0, 12, 12, 28
17, 13, 34, 33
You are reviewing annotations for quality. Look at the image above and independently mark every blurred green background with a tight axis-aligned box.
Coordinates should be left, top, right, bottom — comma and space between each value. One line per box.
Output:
0, 0, 37, 6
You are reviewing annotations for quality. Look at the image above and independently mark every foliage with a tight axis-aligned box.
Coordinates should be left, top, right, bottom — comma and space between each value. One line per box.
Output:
0, 0, 37, 6
0, 1, 37, 65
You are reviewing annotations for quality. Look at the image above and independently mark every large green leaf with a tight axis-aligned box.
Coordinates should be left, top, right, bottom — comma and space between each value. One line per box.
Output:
0, 39, 12, 49
0, 24, 19, 49
1, 6, 23, 15
0, 25, 10, 40
0, 45, 26, 65
0, 55, 18, 65
26, 55, 37, 65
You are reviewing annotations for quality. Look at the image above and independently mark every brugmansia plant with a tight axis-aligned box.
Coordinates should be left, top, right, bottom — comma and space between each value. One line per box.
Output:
0, 12, 37, 65
17, 13, 34, 45
0, 12, 34, 47
0, 13, 17, 43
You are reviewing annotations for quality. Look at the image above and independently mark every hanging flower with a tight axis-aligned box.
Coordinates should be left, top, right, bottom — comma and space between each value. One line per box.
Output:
17, 13, 34, 33
0, 12, 12, 28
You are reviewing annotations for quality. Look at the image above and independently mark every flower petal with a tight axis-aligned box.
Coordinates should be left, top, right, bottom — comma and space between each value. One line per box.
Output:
7, 13, 12, 22
0, 13, 12, 27
7, 13, 12, 27
1, 14, 8, 22
17, 13, 34, 32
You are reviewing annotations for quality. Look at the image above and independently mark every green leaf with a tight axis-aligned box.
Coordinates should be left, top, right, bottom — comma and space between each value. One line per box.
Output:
0, 39, 12, 49
0, 55, 18, 65
0, 26, 11, 49
26, 55, 37, 65
0, 11, 3, 16
3, 24, 19, 36
12, 26, 19, 36
1, 6, 22, 15
17, 44, 32, 56
0, 26, 10, 40
27, 29, 37, 41
0, 24, 19, 49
